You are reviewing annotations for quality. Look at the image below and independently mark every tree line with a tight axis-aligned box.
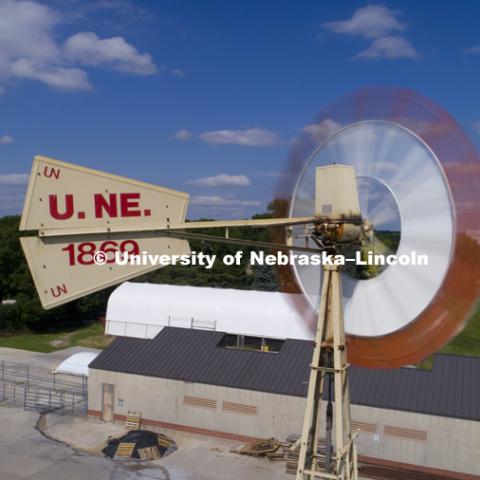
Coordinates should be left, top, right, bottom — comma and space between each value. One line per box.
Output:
0, 201, 286, 333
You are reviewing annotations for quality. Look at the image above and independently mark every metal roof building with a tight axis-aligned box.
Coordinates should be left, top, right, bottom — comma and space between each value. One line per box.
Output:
88, 327, 480, 479
90, 327, 480, 422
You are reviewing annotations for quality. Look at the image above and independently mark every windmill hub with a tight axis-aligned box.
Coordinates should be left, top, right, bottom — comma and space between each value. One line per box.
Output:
312, 218, 373, 248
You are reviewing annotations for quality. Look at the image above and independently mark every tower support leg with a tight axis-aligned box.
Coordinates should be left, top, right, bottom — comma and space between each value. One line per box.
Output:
295, 265, 358, 480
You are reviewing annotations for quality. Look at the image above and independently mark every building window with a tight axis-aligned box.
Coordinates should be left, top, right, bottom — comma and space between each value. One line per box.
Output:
218, 334, 285, 353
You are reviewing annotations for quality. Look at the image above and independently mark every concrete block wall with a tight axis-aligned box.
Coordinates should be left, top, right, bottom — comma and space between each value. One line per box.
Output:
88, 369, 302, 440
88, 369, 480, 478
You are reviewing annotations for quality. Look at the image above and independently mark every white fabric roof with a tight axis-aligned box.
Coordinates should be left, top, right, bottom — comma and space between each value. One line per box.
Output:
54, 352, 98, 376
105, 282, 314, 341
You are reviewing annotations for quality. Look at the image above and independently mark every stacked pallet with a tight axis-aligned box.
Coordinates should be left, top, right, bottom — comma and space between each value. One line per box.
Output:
284, 434, 329, 475
125, 413, 142, 430
103, 429, 177, 460
284, 434, 298, 474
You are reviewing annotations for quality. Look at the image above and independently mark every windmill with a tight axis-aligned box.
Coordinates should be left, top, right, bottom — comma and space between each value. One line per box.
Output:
18, 88, 480, 480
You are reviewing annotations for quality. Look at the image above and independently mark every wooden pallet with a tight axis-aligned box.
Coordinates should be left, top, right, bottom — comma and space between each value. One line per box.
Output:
285, 436, 328, 474
239, 438, 280, 457
138, 446, 161, 460
115, 442, 136, 457
125, 414, 141, 430
157, 434, 173, 448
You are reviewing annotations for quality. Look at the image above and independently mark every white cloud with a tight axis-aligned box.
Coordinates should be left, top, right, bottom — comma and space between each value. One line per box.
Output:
0, 86, 5, 95
173, 129, 193, 140
464, 46, 480, 55
0, 0, 61, 63
323, 5, 418, 60
0, 173, 29, 185
356, 36, 418, 59
324, 5, 405, 39
0, 135, 14, 144
473, 121, 480, 134
187, 174, 251, 187
171, 68, 184, 77
301, 119, 342, 143
199, 128, 281, 147
63, 32, 157, 75
9, 58, 91, 90
176, 128, 281, 146
0, 0, 158, 91
190, 195, 260, 207
0, 0, 90, 90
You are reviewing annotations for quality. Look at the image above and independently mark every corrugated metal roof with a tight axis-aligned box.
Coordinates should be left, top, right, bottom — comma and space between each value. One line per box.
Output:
89, 327, 480, 422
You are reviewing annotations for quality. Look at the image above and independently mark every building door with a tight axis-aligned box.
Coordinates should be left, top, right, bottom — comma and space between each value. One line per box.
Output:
102, 383, 114, 422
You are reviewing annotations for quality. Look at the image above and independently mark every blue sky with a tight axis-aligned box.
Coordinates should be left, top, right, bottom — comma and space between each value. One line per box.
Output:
1, 0, 480, 218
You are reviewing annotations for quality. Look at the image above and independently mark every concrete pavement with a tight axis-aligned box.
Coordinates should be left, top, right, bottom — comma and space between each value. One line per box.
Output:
0, 405, 296, 480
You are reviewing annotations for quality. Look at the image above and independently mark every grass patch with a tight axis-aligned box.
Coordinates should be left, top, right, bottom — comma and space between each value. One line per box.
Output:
440, 305, 480, 356
0, 322, 113, 353
416, 306, 480, 370
1, 307, 479, 357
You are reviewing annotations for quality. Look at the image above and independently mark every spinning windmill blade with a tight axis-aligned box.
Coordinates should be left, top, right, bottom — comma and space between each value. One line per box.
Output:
281, 87, 480, 369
